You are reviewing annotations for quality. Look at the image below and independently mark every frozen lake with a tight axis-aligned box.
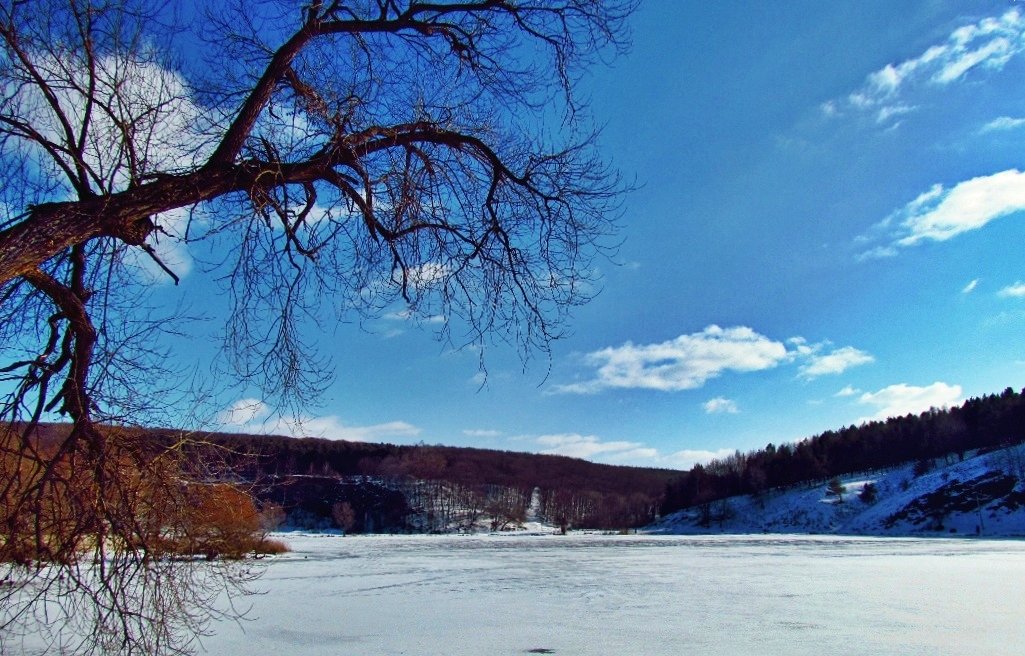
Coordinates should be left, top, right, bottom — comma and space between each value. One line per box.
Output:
203, 533, 1025, 655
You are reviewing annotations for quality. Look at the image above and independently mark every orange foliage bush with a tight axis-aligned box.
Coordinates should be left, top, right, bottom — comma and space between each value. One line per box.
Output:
178, 484, 263, 560
1, 426, 284, 565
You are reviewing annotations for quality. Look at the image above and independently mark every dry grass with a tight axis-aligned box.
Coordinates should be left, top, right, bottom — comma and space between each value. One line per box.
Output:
253, 537, 290, 556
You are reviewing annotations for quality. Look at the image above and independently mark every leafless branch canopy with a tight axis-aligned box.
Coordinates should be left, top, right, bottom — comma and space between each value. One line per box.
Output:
0, 0, 634, 653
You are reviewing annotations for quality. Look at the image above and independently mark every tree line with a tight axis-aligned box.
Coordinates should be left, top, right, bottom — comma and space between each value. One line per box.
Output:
663, 387, 1025, 514
197, 432, 675, 532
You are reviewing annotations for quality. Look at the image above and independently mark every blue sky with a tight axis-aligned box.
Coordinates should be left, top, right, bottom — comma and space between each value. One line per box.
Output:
188, 1, 1025, 468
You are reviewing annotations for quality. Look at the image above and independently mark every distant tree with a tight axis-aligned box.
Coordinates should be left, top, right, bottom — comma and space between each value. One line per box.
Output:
745, 464, 769, 509
0, 426, 261, 654
486, 488, 528, 531
259, 502, 288, 532
697, 502, 713, 528
332, 501, 357, 534
913, 458, 935, 477
858, 482, 878, 504
712, 498, 733, 529
827, 477, 846, 502
556, 514, 570, 535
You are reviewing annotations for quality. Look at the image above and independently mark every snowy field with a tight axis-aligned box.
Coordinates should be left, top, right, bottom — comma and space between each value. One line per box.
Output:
202, 533, 1025, 656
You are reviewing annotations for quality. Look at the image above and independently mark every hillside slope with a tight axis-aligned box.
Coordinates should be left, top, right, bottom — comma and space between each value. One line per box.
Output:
649, 444, 1025, 537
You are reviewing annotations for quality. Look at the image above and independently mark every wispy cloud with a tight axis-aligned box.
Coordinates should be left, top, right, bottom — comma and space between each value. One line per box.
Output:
830, 9, 1025, 125
275, 416, 420, 442
962, 279, 980, 294
860, 169, 1025, 257
553, 326, 872, 394
517, 431, 738, 469
215, 398, 420, 442
795, 344, 875, 379
703, 397, 739, 414
998, 282, 1025, 298
856, 245, 899, 262
215, 398, 271, 426
855, 382, 963, 424
392, 262, 451, 292
463, 428, 502, 438
535, 433, 657, 461
835, 385, 860, 398
980, 115, 1025, 133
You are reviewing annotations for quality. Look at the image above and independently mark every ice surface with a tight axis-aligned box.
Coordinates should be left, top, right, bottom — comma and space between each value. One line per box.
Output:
201, 533, 1025, 655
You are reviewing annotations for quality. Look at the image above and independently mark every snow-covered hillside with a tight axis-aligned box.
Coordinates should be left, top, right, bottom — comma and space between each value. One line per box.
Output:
649, 444, 1025, 537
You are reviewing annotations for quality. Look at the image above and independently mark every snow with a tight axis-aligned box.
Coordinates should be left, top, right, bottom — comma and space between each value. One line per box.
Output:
650, 445, 1025, 537
198, 532, 1025, 655
12, 448, 1025, 654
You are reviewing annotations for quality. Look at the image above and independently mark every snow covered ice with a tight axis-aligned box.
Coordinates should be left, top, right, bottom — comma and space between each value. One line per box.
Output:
202, 533, 1025, 655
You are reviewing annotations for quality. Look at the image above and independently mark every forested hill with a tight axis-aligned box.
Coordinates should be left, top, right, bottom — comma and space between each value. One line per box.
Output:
199, 433, 678, 496
662, 387, 1025, 515
27, 423, 681, 531
23, 387, 1025, 533
168, 430, 679, 532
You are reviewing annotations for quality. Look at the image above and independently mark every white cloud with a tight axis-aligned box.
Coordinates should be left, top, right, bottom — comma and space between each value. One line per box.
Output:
535, 433, 654, 461
855, 245, 899, 261
519, 432, 740, 469
856, 382, 964, 424
962, 279, 980, 294
898, 170, 1025, 245
935, 36, 1014, 83
703, 397, 739, 414
980, 116, 1025, 133
215, 398, 271, 426
835, 9, 1025, 125
998, 282, 1025, 298
799, 346, 875, 379
463, 428, 502, 438
605, 447, 661, 463
22, 53, 213, 182
835, 385, 860, 398
552, 325, 790, 394
17, 53, 214, 283
875, 103, 917, 124
862, 169, 1025, 256
392, 262, 451, 292
215, 399, 420, 442
554, 327, 872, 394
272, 416, 420, 442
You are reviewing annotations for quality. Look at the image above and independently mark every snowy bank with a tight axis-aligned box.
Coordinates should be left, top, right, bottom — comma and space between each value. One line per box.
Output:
649, 444, 1025, 537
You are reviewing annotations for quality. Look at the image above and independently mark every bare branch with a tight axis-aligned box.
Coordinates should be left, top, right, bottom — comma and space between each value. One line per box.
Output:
0, 1, 634, 653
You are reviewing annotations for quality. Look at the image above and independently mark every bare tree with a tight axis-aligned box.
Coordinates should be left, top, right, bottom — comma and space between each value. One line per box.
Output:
0, 0, 634, 653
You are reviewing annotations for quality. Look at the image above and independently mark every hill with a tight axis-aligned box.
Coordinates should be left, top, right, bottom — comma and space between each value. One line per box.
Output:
650, 443, 1025, 537
661, 387, 1025, 516
20, 387, 1025, 535
156, 430, 680, 533
19, 423, 681, 532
